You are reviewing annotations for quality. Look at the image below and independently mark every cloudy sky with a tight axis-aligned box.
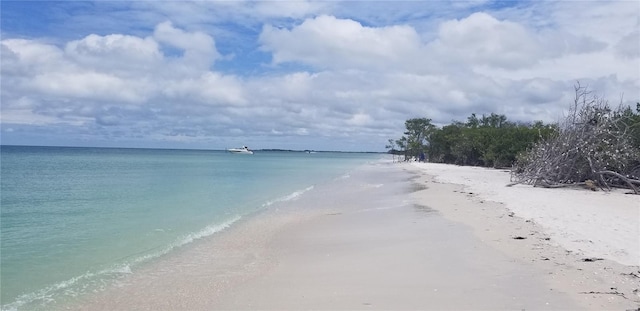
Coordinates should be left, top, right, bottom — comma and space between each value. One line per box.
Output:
1, 1, 638, 151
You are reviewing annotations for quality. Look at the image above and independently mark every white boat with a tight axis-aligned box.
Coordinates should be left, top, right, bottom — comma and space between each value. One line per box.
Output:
227, 146, 254, 154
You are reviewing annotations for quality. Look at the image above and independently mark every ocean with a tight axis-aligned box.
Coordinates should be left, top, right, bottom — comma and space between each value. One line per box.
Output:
0, 146, 382, 310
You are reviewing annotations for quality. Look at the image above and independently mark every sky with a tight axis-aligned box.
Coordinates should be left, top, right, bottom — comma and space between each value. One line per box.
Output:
1, 1, 639, 152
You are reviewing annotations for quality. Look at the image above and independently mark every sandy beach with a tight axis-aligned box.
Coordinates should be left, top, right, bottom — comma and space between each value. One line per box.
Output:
74, 160, 640, 310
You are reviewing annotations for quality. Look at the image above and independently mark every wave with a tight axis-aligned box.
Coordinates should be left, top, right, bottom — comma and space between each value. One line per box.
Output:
1, 263, 132, 311
262, 186, 314, 207
174, 215, 241, 248
1, 216, 241, 311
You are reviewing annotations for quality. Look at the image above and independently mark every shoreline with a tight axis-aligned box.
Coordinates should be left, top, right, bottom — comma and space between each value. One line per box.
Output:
72, 161, 640, 310
410, 162, 640, 267
407, 163, 640, 309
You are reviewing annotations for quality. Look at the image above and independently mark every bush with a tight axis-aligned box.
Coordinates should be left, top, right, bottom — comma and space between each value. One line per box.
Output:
511, 84, 640, 193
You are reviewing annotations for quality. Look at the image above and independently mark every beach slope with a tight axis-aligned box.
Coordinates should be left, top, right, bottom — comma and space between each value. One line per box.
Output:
76, 160, 640, 310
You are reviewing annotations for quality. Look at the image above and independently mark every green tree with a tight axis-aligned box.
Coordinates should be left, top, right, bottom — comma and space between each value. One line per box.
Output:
397, 113, 555, 167
395, 137, 408, 160
402, 118, 436, 160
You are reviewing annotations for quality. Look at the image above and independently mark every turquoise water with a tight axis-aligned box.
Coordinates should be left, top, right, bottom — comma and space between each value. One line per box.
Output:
0, 146, 380, 310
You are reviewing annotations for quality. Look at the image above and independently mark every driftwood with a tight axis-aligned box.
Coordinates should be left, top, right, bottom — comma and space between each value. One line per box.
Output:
510, 83, 640, 195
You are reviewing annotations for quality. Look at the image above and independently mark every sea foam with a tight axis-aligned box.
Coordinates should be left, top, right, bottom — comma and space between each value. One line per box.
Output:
2, 216, 241, 311
262, 186, 314, 207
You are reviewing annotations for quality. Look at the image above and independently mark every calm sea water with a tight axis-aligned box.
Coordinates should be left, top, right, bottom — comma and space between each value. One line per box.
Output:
0, 146, 381, 310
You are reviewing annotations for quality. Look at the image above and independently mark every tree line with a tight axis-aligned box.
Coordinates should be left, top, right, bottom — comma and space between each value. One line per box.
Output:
386, 113, 557, 168
387, 84, 640, 193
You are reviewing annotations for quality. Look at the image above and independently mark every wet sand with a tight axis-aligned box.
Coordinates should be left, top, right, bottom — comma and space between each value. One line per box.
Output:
73, 160, 640, 310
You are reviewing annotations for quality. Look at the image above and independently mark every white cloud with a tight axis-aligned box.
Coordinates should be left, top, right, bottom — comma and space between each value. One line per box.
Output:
1, 39, 67, 75
436, 12, 542, 68
65, 34, 162, 72
547, 1, 639, 48
430, 12, 605, 69
1, 1, 638, 151
259, 15, 426, 72
347, 113, 373, 126
31, 71, 151, 103
0, 23, 236, 134
153, 21, 220, 71
162, 72, 246, 106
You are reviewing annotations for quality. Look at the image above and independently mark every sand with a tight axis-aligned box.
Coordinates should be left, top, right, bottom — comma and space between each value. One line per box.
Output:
408, 162, 640, 309
410, 162, 640, 267
73, 159, 640, 310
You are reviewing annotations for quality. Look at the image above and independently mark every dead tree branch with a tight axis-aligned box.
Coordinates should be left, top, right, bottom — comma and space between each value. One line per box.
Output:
511, 83, 640, 194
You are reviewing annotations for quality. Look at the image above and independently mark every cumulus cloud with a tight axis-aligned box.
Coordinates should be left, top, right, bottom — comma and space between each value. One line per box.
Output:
162, 72, 246, 105
31, 71, 150, 103
430, 12, 605, 69
259, 15, 427, 72
65, 34, 162, 72
1, 39, 66, 75
153, 21, 220, 70
434, 12, 541, 68
1, 22, 236, 133
1, 2, 638, 151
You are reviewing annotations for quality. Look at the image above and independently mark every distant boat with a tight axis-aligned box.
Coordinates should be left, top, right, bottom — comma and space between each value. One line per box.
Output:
227, 146, 254, 154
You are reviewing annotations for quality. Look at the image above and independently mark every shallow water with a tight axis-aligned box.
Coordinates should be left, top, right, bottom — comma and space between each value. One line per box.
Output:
0, 146, 380, 310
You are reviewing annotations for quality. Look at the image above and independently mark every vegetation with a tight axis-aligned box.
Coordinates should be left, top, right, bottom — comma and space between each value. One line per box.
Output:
387, 114, 555, 167
510, 84, 639, 193
387, 83, 640, 193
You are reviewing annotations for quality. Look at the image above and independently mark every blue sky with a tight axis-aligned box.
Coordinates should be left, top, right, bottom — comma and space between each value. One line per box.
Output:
1, 1, 638, 151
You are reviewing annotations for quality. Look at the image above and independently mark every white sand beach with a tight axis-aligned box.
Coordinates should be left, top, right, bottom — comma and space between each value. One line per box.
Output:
411, 162, 640, 267
74, 160, 640, 310
408, 162, 640, 310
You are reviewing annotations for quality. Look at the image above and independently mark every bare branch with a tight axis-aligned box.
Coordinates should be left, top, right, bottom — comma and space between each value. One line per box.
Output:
511, 83, 640, 194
